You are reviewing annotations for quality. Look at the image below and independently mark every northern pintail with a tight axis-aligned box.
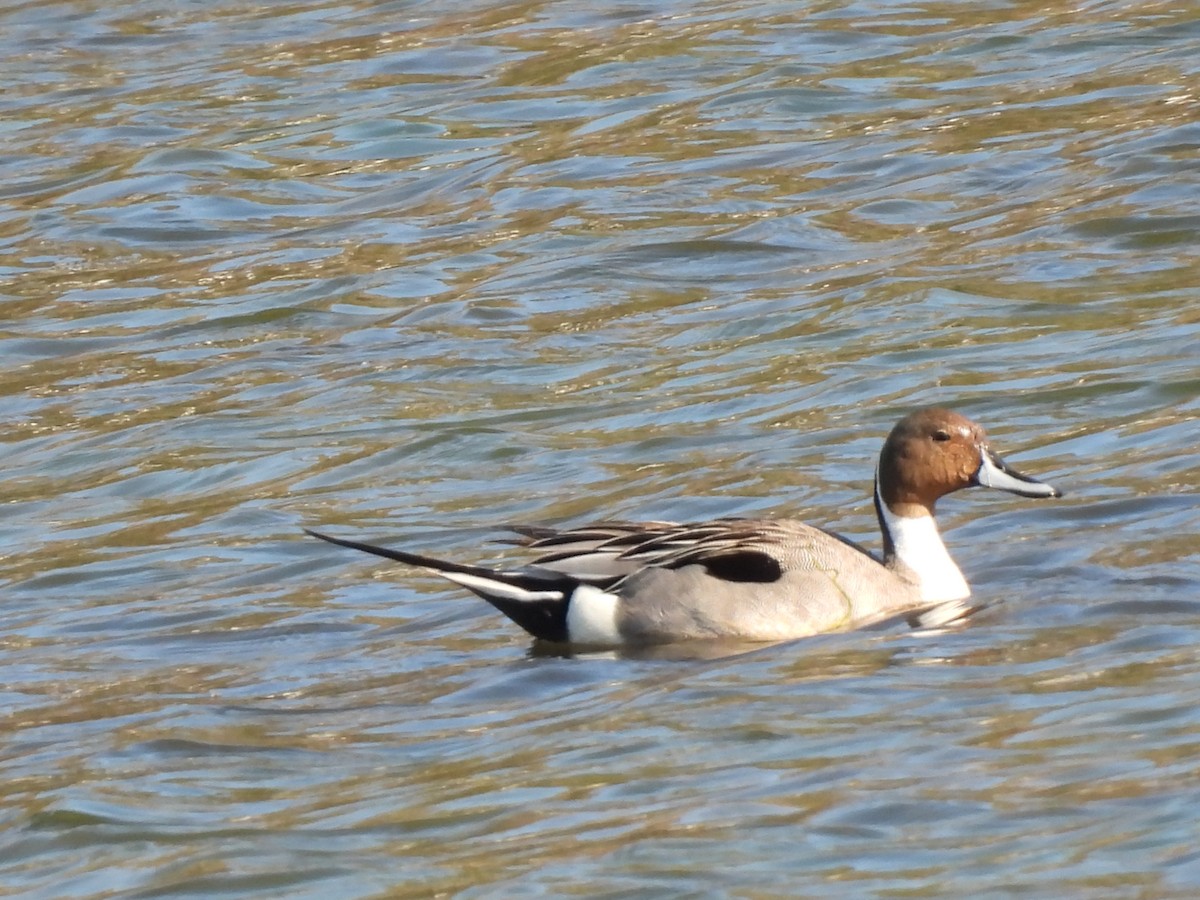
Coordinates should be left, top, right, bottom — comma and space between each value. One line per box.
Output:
307, 408, 1061, 646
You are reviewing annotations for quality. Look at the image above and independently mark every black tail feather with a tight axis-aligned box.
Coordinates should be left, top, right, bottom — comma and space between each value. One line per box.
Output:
305, 528, 576, 643
482, 594, 571, 644
305, 529, 490, 577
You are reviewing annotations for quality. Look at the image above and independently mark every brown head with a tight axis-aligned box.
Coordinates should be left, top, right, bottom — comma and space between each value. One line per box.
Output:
877, 407, 1061, 518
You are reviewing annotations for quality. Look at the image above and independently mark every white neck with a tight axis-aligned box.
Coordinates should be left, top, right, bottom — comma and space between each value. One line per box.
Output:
876, 483, 970, 603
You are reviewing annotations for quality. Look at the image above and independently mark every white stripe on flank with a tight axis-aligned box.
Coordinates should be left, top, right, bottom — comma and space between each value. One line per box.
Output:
439, 571, 564, 602
566, 584, 622, 646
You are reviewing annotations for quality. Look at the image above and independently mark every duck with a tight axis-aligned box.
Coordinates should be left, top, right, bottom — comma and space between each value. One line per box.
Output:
306, 407, 1061, 647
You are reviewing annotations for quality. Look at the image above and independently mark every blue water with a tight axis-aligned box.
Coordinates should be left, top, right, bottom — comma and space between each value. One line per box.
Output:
2, 0, 1199, 896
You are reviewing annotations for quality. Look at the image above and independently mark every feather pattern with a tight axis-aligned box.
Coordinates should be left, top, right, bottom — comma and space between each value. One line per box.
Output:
308, 407, 1062, 647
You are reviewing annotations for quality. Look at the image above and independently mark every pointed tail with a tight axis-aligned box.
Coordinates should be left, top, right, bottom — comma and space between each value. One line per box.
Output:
305, 529, 578, 643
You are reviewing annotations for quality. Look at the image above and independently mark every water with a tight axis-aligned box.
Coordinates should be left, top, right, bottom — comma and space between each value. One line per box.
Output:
3, 0, 1199, 896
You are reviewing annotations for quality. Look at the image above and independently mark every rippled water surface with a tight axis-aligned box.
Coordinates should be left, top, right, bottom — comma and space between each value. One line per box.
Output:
3, 0, 1200, 896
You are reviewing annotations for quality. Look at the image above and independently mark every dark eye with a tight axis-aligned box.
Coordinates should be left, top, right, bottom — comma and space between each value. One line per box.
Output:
933, 429, 951, 442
